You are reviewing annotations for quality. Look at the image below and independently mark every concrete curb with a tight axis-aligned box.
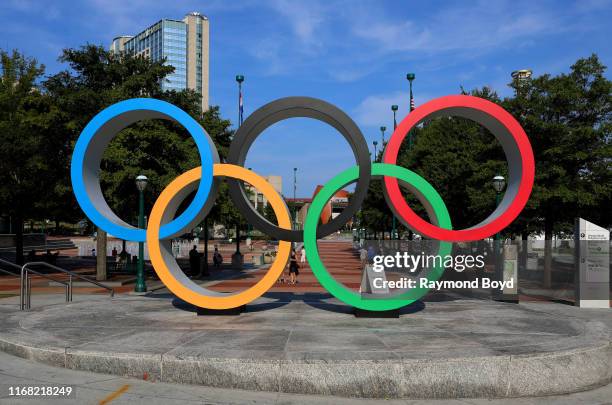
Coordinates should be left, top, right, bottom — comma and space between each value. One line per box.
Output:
0, 332, 609, 399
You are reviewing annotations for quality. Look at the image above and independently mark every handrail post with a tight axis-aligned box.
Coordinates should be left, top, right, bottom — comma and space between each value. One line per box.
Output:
26, 274, 31, 310
69, 275, 73, 302
20, 267, 25, 310
14, 261, 113, 309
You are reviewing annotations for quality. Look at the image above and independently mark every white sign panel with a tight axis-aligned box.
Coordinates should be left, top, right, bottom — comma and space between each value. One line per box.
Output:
576, 218, 610, 308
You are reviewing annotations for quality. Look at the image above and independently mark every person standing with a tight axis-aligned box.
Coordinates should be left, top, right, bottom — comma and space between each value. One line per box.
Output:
213, 246, 223, 269
289, 248, 300, 285
189, 245, 201, 277
300, 246, 306, 264
360, 246, 368, 268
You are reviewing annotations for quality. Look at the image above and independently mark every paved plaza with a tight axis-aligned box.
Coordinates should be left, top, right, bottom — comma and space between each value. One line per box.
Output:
0, 291, 610, 400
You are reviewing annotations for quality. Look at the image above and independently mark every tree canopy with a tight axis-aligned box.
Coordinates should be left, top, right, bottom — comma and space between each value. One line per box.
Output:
361, 54, 611, 239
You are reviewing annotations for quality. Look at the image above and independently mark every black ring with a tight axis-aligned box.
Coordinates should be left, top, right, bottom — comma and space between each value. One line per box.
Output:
227, 96, 371, 242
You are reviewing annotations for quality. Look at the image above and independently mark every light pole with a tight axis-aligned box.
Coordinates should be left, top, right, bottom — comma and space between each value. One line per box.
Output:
492, 175, 506, 289
235, 74, 245, 260
391, 105, 398, 130
293, 167, 297, 229
135, 175, 148, 293
391, 105, 399, 240
373, 141, 378, 162
236, 74, 244, 126
406, 73, 416, 149
380, 126, 387, 147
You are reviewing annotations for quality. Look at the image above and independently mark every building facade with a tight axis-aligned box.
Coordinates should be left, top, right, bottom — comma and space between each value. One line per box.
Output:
248, 175, 283, 210
110, 12, 209, 111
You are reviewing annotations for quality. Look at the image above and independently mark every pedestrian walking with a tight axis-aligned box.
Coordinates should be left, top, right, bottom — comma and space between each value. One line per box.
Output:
300, 246, 306, 264
289, 248, 300, 285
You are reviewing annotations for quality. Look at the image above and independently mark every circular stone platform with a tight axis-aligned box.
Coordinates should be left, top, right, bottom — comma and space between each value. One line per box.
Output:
0, 292, 610, 399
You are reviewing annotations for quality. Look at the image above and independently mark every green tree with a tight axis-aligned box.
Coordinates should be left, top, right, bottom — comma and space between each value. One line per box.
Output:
0, 49, 66, 263
391, 56, 610, 245
503, 55, 611, 286
503, 54, 611, 238
44, 45, 237, 272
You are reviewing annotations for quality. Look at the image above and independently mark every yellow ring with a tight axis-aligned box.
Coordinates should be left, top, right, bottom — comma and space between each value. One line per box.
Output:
146, 163, 292, 309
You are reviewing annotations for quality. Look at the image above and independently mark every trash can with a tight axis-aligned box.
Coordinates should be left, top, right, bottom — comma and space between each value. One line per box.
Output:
252, 254, 264, 266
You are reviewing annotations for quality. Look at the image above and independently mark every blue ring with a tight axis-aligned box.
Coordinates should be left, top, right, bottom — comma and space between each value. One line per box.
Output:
70, 98, 214, 242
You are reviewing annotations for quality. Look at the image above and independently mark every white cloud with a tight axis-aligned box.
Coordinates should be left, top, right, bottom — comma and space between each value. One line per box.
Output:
266, 0, 327, 48
349, 2, 563, 54
353, 90, 438, 128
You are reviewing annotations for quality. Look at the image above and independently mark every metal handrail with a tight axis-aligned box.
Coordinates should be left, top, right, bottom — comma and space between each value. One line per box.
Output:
0, 267, 19, 277
0, 258, 21, 275
20, 261, 114, 310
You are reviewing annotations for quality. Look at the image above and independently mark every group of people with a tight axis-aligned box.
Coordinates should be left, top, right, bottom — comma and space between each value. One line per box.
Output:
278, 245, 306, 285
180, 242, 311, 283
188, 245, 224, 276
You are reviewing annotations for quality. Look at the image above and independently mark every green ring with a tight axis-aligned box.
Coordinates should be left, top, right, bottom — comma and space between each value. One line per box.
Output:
303, 163, 453, 311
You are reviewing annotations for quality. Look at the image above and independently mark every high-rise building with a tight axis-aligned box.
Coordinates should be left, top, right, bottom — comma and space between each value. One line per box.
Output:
110, 12, 209, 111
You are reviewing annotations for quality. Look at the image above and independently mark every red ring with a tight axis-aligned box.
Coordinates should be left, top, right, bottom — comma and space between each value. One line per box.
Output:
382, 95, 534, 242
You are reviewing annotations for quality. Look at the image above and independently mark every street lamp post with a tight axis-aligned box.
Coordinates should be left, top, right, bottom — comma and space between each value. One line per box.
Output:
380, 126, 387, 147
234, 74, 245, 261
236, 74, 244, 126
391, 105, 398, 130
492, 175, 506, 295
391, 105, 399, 240
135, 175, 148, 293
406, 73, 416, 149
372, 141, 378, 162
293, 167, 297, 229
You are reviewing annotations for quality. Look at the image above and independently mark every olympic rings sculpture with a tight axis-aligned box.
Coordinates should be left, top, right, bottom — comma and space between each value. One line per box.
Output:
71, 95, 534, 311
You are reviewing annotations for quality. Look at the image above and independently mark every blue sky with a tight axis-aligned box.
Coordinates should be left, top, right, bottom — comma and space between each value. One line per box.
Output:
1, 0, 610, 197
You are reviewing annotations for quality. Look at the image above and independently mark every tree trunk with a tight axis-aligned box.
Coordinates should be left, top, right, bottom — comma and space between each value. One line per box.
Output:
235, 224, 240, 253
520, 230, 529, 273
543, 219, 553, 289
96, 227, 107, 281
197, 219, 209, 278
14, 215, 24, 265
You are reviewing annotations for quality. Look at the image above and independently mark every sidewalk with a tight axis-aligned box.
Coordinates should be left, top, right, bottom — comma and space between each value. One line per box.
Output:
0, 350, 611, 404
0, 293, 609, 399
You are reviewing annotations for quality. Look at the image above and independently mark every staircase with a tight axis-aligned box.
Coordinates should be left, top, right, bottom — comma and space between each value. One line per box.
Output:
209, 240, 363, 293
0, 238, 76, 254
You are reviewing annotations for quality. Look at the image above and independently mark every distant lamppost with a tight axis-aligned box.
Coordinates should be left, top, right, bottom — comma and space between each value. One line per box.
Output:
373, 140, 378, 162
293, 167, 297, 229
380, 126, 387, 147
135, 175, 148, 293
235, 75, 244, 126
391, 106, 399, 240
492, 175, 506, 282
391, 105, 398, 130
493, 175, 506, 213
406, 73, 416, 149
234, 74, 245, 259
